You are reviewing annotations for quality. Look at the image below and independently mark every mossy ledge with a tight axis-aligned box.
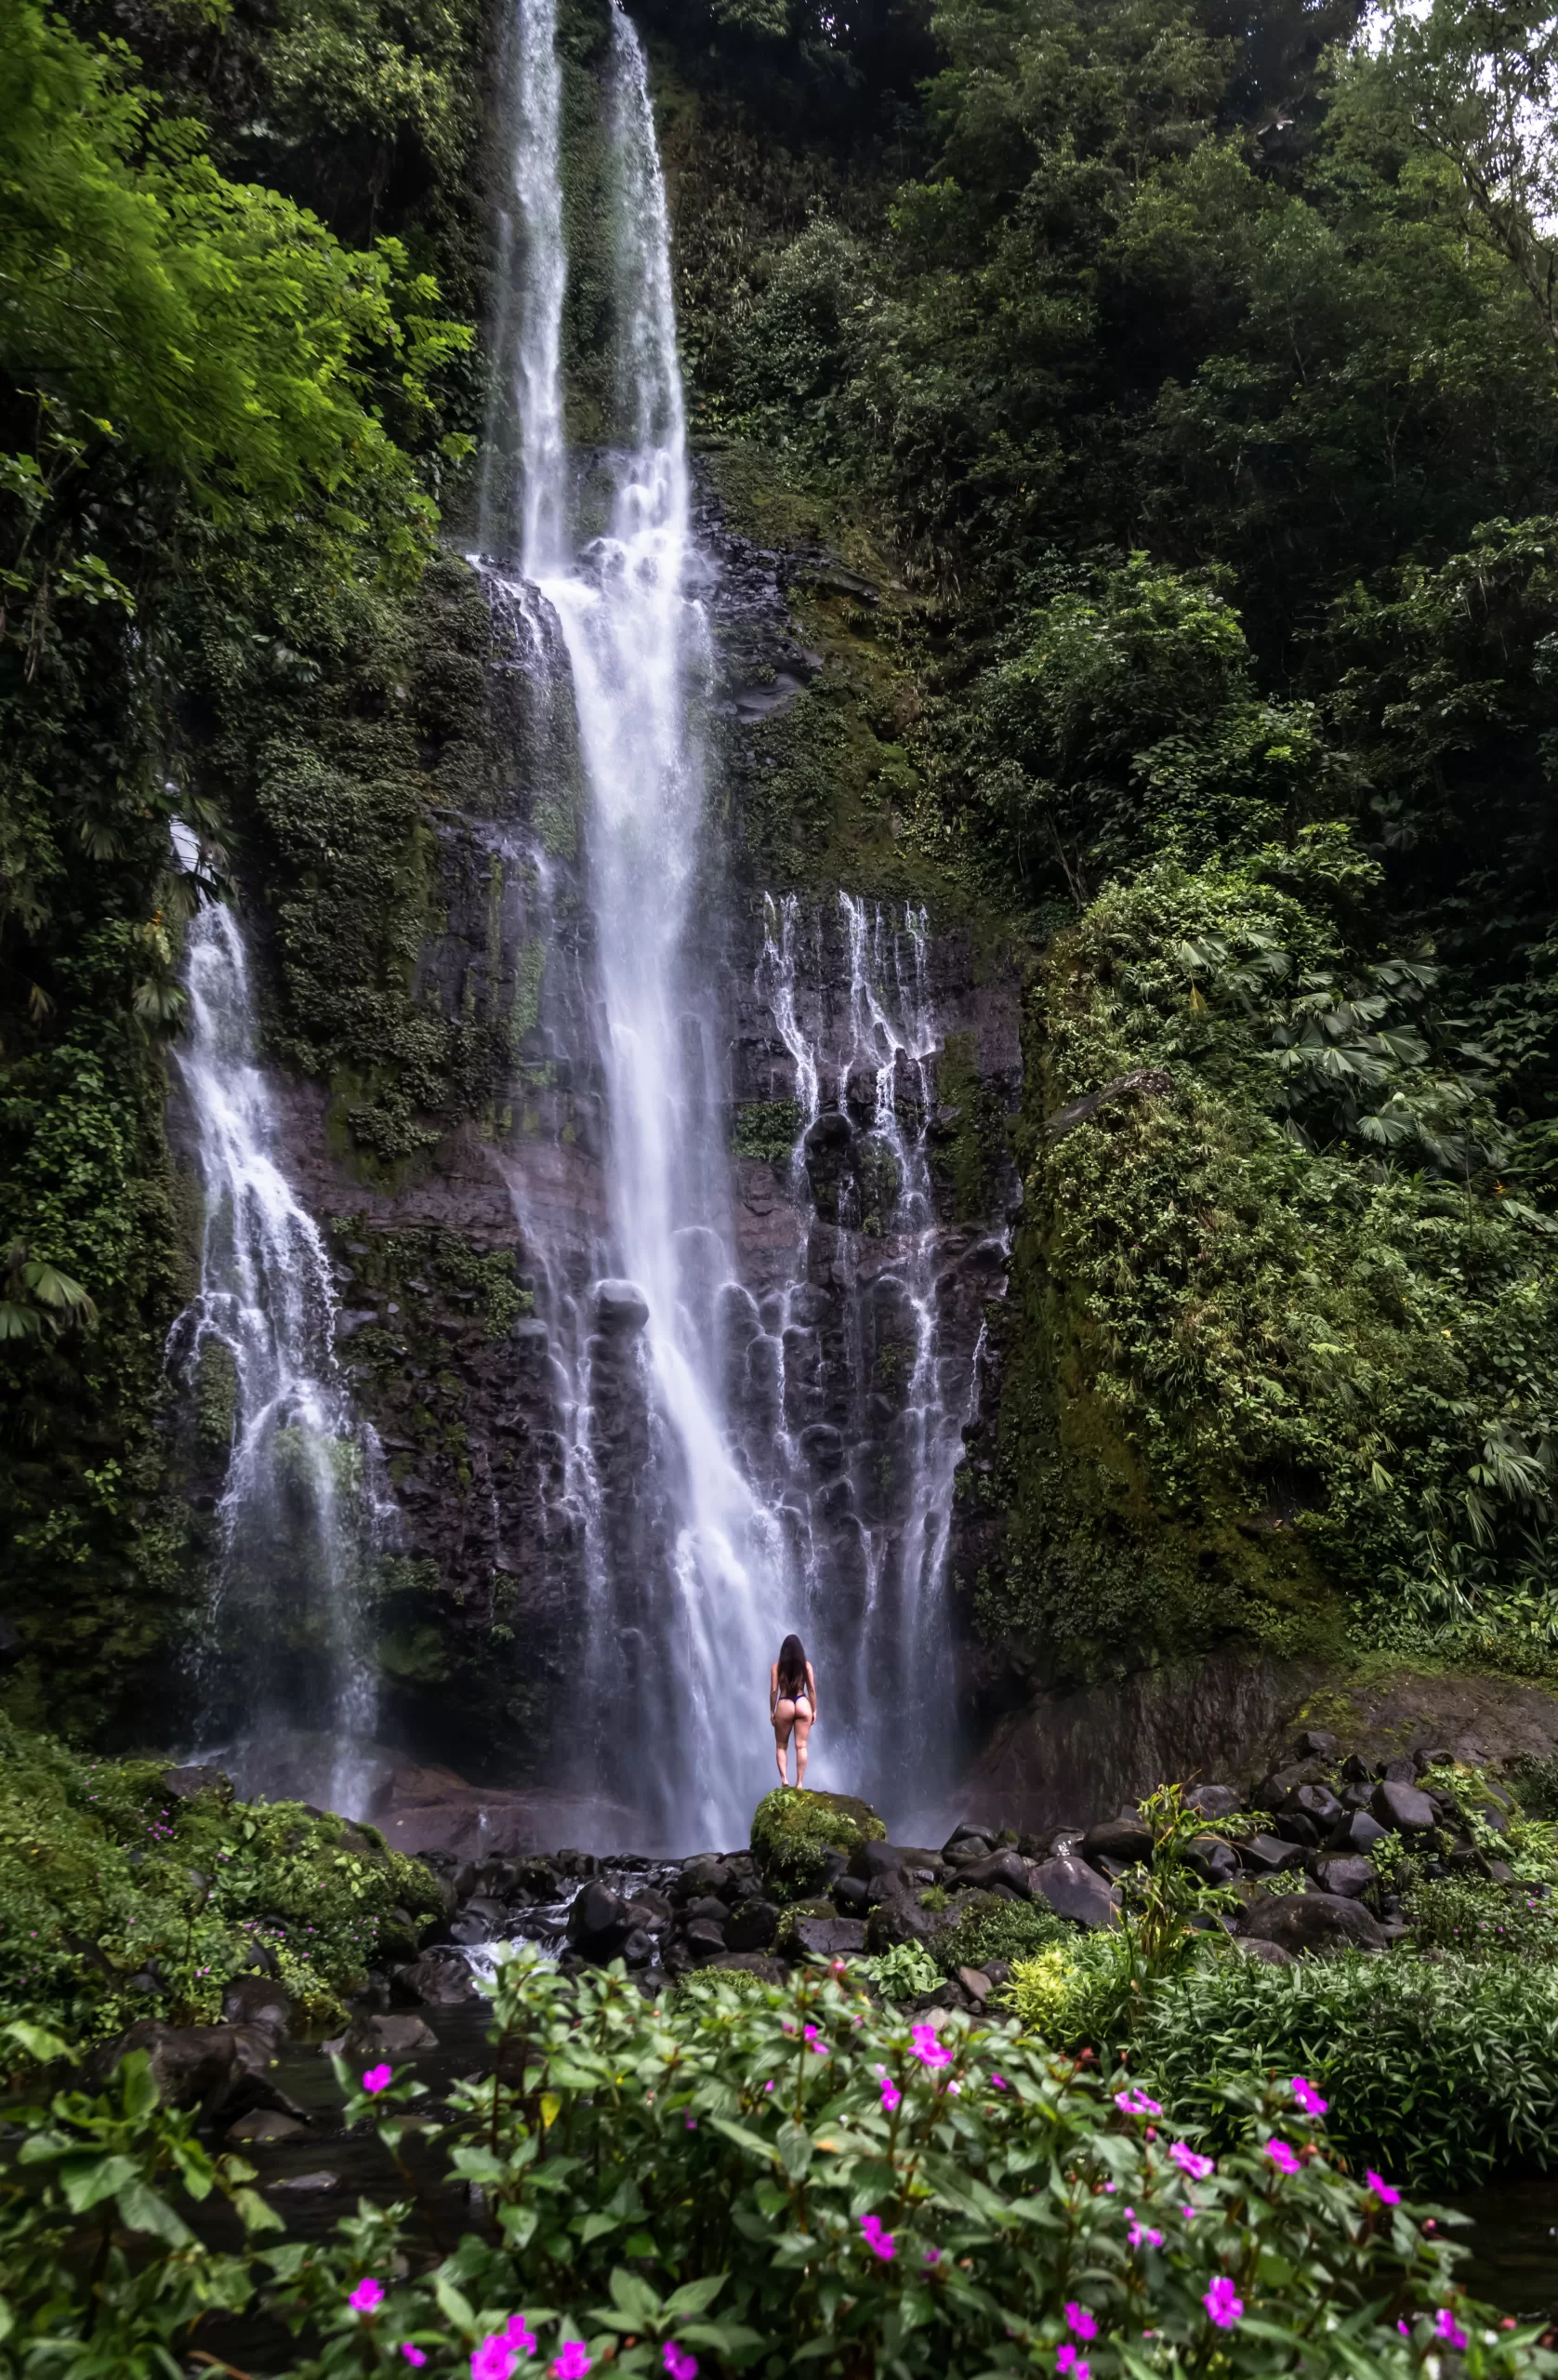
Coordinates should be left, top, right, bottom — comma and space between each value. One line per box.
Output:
750, 1785, 885, 1902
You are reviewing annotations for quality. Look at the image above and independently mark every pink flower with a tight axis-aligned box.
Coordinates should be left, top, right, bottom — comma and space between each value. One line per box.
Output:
350, 2278, 385, 2315
1366, 2170, 1402, 2205
861, 2214, 897, 2262
1203, 2278, 1244, 2329
1290, 2075, 1327, 2118
504, 2319, 537, 2356
764, 2081, 774, 2093
1128, 2220, 1164, 2249
924, 2247, 941, 2266
1265, 2138, 1301, 2175
1114, 2087, 1162, 2117
879, 2072, 902, 2114
1399, 2322, 1411, 2338
473, 2343, 518, 2380
1055, 2349, 1089, 2380
991, 2071, 1008, 2091
1168, 2141, 1214, 2181
362, 2064, 393, 2096
909, 2023, 952, 2069
1064, 2303, 1097, 2342
1435, 2310, 1468, 2350
685, 2116, 698, 2129
663, 2344, 698, 2380
403, 2352, 428, 2371
552, 2347, 591, 2380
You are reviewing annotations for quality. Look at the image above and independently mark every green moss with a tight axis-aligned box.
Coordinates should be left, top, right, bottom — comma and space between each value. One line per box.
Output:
931, 1895, 1068, 1976
193, 1336, 237, 1459
750, 1785, 885, 1901
732, 1098, 802, 1164
0, 1718, 442, 2036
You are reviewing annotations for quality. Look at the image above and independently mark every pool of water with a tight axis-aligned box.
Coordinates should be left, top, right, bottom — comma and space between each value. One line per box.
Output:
1449, 2180, 1558, 2324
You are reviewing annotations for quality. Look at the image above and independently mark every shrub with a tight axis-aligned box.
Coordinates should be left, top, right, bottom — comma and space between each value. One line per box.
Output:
1129, 1949, 1558, 2186
3, 1953, 1541, 2378
865, 1941, 942, 2000
931, 1895, 1069, 1974
1403, 1876, 1558, 1962
749, 1786, 884, 1902
0, 1719, 442, 2034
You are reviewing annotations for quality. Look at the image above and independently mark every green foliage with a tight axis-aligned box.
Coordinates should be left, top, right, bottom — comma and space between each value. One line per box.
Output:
865, 1939, 942, 2000
0, 1957, 1540, 2377
730, 1099, 803, 1164
1129, 1949, 1558, 2188
0, 1718, 442, 2036
930, 1894, 1068, 1974
1405, 1875, 1558, 1962
749, 1786, 885, 1901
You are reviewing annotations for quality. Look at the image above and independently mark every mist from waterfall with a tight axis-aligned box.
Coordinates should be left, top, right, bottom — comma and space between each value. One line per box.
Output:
169, 901, 386, 1815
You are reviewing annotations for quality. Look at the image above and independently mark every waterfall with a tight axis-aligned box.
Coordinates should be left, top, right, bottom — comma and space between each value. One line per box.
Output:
478, 0, 997, 1845
168, 901, 386, 1814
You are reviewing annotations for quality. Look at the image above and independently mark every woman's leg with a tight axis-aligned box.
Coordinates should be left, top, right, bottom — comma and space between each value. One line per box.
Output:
793, 1703, 812, 1787
772, 1698, 797, 1784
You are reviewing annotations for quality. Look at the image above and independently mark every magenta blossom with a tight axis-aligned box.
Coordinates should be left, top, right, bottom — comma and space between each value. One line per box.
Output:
402, 2351, 428, 2371
1055, 2347, 1089, 2380
361, 2064, 393, 2096
1063, 2303, 1097, 2342
1290, 2075, 1327, 2119
552, 2346, 591, 2380
924, 2247, 942, 2267
861, 2213, 897, 2262
1128, 2220, 1164, 2250
1265, 2139, 1302, 2175
685, 2115, 698, 2130
1203, 2278, 1244, 2329
1366, 2170, 1402, 2205
1168, 2141, 1214, 2181
472, 2343, 518, 2380
909, 2023, 952, 2070
1436, 2310, 1468, 2350
1114, 2087, 1162, 2117
878, 2071, 902, 2114
802, 2025, 829, 2057
663, 2344, 698, 2380
991, 2071, 1008, 2091
503, 2319, 537, 2357
349, 2279, 385, 2316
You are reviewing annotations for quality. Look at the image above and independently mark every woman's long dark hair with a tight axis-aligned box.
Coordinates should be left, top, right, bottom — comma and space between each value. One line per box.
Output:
777, 1633, 808, 1696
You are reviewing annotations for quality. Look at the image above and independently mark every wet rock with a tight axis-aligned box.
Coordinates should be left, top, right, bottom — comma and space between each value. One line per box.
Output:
567, 1881, 634, 1960
1244, 1891, 1388, 1957
1274, 1812, 1321, 1849
1080, 1817, 1152, 1870
160, 1765, 231, 1803
684, 1896, 732, 1929
1186, 1836, 1240, 1887
1371, 1779, 1438, 1833
790, 1914, 867, 1959
1185, 1784, 1242, 1819
713, 1951, 786, 1984
1381, 1757, 1418, 1785
955, 1848, 1032, 1898
1308, 1854, 1378, 1900
220, 1977, 293, 2039
86, 2021, 300, 2121
272, 2170, 341, 2195
724, 1897, 780, 1950
226, 2109, 309, 2143
957, 1965, 992, 2003
674, 1858, 734, 1901
683, 1919, 729, 1963
943, 1833, 993, 1866
832, 1876, 869, 1912
1287, 1729, 1340, 1761
395, 1953, 479, 2007
1328, 1810, 1389, 1856
622, 1928, 656, 1968
850, 1840, 913, 1882
346, 2012, 439, 2057
1239, 1833, 1306, 1874
1259, 1761, 1325, 1805
450, 1895, 509, 1946
865, 1886, 940, 1953
595, 1279, 649, 1331
1030, 1855, 1119, 1929
1340, 1752, 1376, 1784
1414, 1745, 1456, 1774
1236, 1937, 1297, 1967
1282, 1782, 1343, 1831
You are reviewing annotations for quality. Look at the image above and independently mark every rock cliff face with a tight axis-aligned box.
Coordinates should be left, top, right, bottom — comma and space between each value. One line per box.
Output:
173, 486, 1023, 1805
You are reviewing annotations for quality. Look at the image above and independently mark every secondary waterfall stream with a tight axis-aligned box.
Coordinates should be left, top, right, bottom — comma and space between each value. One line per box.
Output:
169, 902, 385, 1814
477, 0, 1000, 1846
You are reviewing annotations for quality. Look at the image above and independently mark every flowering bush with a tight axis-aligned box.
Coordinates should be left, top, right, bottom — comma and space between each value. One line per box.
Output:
1, 1959, 1553, 2378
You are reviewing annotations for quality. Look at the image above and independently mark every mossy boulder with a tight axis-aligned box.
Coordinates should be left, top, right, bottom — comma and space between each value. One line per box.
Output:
751, 1786, 885, 1902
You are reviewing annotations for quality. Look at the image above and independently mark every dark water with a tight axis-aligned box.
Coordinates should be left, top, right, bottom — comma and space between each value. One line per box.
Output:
1450, 2181, 1558, 2324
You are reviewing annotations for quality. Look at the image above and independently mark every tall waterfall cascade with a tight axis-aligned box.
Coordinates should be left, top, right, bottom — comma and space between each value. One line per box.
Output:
477, 0, 1011, 1845
168, 901, 389, 1815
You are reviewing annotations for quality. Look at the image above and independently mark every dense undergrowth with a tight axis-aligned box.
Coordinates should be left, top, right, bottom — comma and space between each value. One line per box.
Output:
0, 1950, 1545, 2379
0, 1720, 442, 2036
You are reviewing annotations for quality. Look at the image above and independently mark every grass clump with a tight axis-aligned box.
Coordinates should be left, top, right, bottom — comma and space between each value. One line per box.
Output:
0, 1719, 442, 2035
750, 1786, 885, 1902
931, 1895, 1068, 1975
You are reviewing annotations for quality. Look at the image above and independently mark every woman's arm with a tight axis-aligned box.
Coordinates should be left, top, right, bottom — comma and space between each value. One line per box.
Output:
807, 1661, 817, 1719
770, 1662, 778, 1714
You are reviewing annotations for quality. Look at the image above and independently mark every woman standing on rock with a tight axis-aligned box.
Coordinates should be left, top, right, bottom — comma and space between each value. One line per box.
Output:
771, 1634, 817, 1787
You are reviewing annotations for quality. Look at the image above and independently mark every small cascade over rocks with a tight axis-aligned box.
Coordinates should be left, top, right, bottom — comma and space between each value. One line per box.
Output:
167, 902, 393, 1814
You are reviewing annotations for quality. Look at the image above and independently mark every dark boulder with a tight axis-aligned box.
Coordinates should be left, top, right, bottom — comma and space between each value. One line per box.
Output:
865, 1887, 940, 1953
712, 1951, 786, 1985
1328, 1810, 1389, 1856
726, 1898, 779, 1950
395, 1953, 479, 2007
1307, 1854, 1378, 1900
1380, 1757, 1418, 1785
673, 1858, 734, 1902
1414, 1745, 1456, 1775
220, 1976, 293, 2040
1185, 1784, 1242, 1819
1259, 1761, 1324, 1805
955, 1848, 1033, 1899
226, 2109, 307, 2143
1186, 1836, 1240, 1887
684, 1895, 733, 1928
621, 1929, 656, 1968
1274, 1812, 1321, 1849
343, 2012, 439, 2059
567, 1881, 634, 1960
1030, 1855, 1119, 1929
160, 1765, 231, 1803
1287, 1729, 1340, 1761
1236, 1937, 1297, 1967
1080, 1818, 1152, 1870
1239, 1833, 1306, 1874
833, 1876, 868, 1912
683, 1919, 729, 1963
1244, 1891, 1388, 1957
790, 1914, 868, 1959
850, 1840, 914, 1882
627, 1891, 674, 1930
943, 1834, 993, 1867
450, 1895, 508, 1946
86, 2021, 300, 2121
1371, 1779, 1438, 1834
1283, 1782, 1343, 1830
